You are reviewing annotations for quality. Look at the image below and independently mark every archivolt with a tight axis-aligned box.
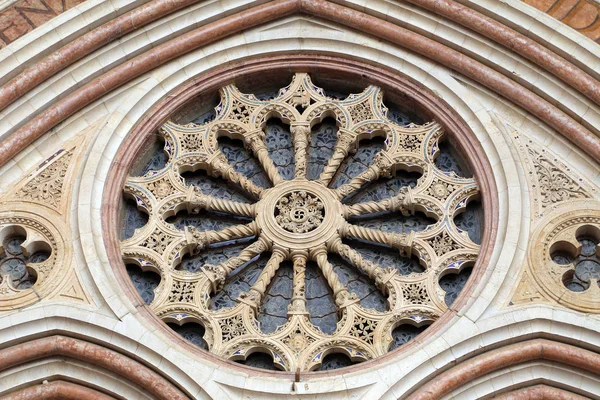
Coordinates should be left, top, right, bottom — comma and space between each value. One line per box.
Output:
0, 0, 599, 166
0, 381, 115, 400
0, 335, 189, 400
404, 339, 600, 399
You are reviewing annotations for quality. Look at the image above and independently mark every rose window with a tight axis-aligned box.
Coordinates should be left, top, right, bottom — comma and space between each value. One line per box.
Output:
120, 74, 482, 371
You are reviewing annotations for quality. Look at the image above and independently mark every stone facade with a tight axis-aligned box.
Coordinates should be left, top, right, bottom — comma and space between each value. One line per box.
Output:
0, 0, 599, 399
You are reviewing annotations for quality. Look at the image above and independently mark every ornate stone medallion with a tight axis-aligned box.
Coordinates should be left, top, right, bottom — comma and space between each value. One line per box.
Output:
120, 73, 481, 371
275, 190, 324, 233
528, 200, 600, 313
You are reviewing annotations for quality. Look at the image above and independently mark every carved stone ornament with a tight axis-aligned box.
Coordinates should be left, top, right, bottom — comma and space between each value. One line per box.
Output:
120, 73, 481, 371
526, 200, 600, 313
16, 150, 73, 210
0, 209, 68, 310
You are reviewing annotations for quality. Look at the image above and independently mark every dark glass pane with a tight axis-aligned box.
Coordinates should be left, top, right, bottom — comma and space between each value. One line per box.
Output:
330, 253, 386, 312
319, 353, 355, 370
259, 262, 293, 334
168, 322, 208, 350
210, 255, 266, 310
439, 267, 472, 306
237, 352, 278, 370
435, 140, 472, 178
307, 119, 338, 180
306, 262, 338, 334
121, 198, 149, 240
331, 138, 385, 190
127, 264, 160, 304
218, 137, 270, 189
265, 120, 295, 180
4, 236, 24, 256
141, 139, 168, 175
191, 109, 216, 125
389, 324, 427, 351
454, 200, 483, 245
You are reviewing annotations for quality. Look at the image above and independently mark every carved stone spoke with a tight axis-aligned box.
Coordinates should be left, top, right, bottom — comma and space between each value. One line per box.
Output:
185, 221, 259, 252
318, 128, 357, 185
335, 152, 394, 199
341, 223, 414, 257
329, 237, 396, 292
238, 247, 287, 312
121, 73, 482, 371
289, 252, 308, 314
202, 237, 270, 289
343, 189, 412, 218
310, 245, 356, 307
291, 124, 310, 179
244, 129, 283, 185
186, 186, 256, 217
209, 152, 264, 199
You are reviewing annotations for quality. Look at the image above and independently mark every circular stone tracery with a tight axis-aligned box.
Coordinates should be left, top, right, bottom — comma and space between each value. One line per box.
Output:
119, 73, 482, 372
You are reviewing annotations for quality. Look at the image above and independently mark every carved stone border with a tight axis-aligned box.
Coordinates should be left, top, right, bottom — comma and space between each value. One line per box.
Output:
1, 0, 600, 165
0, 335, 189, 399
405, 338, 600, 399
102, 55, 498, 375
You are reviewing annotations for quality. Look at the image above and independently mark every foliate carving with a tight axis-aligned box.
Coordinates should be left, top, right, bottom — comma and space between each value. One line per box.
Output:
220, 314, 246, 342
121, 73, 481, 371
17, 151, 72, 209
283, 327, 315, 353
347, 101, 375, 124
275, 191, 324, 233
399, 134, 422, 152
349, 316, 377, 345
427, 180, 456, 200
403, 282, 429, 305
168, 280, 196, 303
529, 147, 589, 208
428, 232, 458, 256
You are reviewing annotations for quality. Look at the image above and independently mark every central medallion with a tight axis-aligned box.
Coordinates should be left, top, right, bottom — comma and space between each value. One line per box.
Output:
256, 180, 344, 251
275, 191, 325, 233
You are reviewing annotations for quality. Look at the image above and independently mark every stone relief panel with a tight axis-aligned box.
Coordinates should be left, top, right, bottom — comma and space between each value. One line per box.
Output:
495, 116, 600, 311
0, 145, 91, 310
119, 73, 482, 371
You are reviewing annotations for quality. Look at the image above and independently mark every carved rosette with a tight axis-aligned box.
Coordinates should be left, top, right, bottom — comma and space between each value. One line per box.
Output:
527, 200, 600, 313
0, 210, 67, 310
120, 73, 481, 371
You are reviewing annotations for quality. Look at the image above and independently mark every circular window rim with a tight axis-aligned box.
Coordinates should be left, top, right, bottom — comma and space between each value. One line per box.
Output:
102, 54, 498, 376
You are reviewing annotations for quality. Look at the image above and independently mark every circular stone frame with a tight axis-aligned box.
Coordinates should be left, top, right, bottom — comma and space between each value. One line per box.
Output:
258, 180, 342, 250
528, 200, 600, 313
102, 54, 498, 375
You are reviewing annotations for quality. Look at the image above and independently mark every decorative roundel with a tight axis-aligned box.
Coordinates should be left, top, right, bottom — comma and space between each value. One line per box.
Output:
0, 211, 66, 310
274, 190, 325, 234
529, 200, 600, 313
120, 73, 482, 371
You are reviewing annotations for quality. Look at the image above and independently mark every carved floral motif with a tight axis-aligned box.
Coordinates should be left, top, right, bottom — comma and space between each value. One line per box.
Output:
275, 191, 325, 233
17, 151, 72, 209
